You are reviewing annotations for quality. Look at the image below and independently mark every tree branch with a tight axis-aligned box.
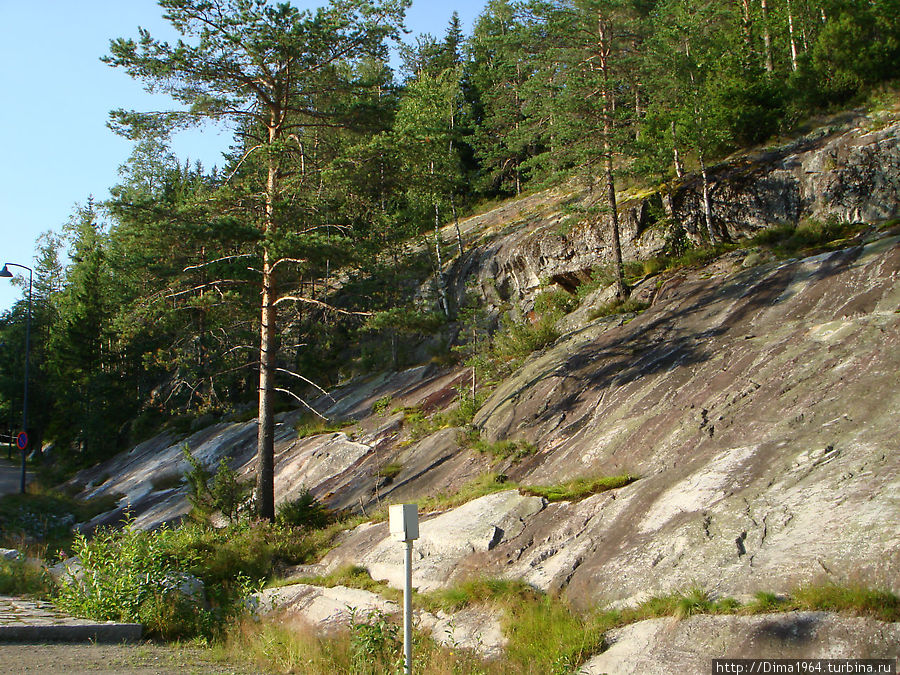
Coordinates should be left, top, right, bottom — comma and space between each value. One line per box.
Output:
274, 388, 327, 419
273, 295, 372, 316
276, 367, 335, 401
183, 254, 255, 272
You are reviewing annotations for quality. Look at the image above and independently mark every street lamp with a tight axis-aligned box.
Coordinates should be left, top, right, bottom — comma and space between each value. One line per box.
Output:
0, 262, 32, 494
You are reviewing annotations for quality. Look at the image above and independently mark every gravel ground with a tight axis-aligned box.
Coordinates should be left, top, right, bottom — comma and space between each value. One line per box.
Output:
0, 642, 265, 674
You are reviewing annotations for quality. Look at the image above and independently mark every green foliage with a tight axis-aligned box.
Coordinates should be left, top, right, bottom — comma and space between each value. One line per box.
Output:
417, 472, 513, 512
533, 289, 577, 318
371, 395, 393, 416
275, 489, 330, 530
348, 608, 404, 674
294, 416, 354, 439
182, 446, 251, 523
425, 577, 537, 614
472, 438, 536, 463
52, 516, 342, 640
491, 317, 559, 366
520, 474, 639, 502
0, 557, 50, 597
588, 298, 651, 322
376, 463, 403, 482
0, 485, 121, 550
54, 523, 244, 640
788, 583, 900, 622
749, 218, 868, 258
399, 389, 488, 442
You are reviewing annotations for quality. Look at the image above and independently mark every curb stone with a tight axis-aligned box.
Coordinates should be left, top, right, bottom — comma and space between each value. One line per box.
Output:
0, 596, 142, 643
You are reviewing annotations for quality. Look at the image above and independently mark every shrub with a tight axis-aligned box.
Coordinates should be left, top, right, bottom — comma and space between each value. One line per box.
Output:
182, 446, 252, 523
0, 556, 50, 596
53, 522, 251, 640
533, 289, 576, 318
588, 298, 650, 322
348, 609, 403, 674
295, 416, 353, 439
372, 396, 393, 416
275, 489, 330, 530
492, 319, 559, 364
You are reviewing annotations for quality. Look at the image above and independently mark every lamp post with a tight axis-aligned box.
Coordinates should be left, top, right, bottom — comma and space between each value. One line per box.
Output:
0, 262, 32, 494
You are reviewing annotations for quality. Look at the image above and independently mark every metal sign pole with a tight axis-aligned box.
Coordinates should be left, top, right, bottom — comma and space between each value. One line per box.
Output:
389, 503, 419, 675
404, 539, 413, 675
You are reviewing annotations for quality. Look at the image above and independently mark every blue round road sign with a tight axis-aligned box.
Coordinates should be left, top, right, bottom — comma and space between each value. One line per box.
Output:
15, 432, 28, 450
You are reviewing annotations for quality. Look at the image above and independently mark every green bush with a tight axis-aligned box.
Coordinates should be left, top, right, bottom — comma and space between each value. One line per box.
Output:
275, 489, 330, 529
372, 396, 393, 416
376, 463, 403, 482
54, 523, 248, 640
492, 319, 559, 364
533, 289, 577, 318
52, 518, 326, 640
295, 416, 353, 439
348, 608, 403, 674
182, 446, 252, 523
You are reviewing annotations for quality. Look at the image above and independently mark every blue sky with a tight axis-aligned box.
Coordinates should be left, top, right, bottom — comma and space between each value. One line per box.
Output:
0, 0, 487, 313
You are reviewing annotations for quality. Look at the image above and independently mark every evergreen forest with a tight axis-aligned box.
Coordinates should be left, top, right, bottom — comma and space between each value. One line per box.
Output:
1, 0, 898, 518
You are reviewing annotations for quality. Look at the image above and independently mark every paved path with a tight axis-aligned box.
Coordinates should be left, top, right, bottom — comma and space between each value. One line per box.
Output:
0, 596, 142, 642
0, 458, 29, 497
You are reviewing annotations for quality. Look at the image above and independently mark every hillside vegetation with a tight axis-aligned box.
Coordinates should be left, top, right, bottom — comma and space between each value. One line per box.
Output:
1, 0, 899, 671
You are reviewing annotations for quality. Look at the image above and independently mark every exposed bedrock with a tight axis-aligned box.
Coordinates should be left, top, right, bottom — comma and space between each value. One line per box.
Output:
448, 116, 900, 315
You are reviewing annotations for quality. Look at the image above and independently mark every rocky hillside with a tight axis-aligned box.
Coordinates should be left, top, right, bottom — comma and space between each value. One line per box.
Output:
66, 109, 900, 666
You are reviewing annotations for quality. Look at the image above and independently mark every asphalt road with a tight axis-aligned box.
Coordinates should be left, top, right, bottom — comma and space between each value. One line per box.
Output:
0, 457, 28, 497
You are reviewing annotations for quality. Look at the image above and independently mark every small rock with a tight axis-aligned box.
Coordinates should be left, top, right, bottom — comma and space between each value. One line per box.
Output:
0, 548, 22, 562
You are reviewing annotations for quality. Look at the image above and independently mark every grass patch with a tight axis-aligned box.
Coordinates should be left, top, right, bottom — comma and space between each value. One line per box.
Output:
221, 611, 487, 675
376, 463, 403, 482
220, 580, 900, 674
520, 474, 639, 502
0, 485, 123, 550
748, 218, 869, 258
295, 416, 354, 439
401, 391, 487, 442
292, 565, 402, 604
371, 395, 393, 416
472, 438, 536, 463
416, 470, 638, 515
418, 472, 514, 513
588, 298, 651, 322
423, 577, 538, 614
770, 582, 900, 622
0, 555, 51, 596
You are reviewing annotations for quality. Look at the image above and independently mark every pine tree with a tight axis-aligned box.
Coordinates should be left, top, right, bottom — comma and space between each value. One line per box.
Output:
105, 0, 409, 520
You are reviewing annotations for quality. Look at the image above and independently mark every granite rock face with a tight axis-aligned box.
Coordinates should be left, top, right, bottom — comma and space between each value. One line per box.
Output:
468, 235, 900, 607
446, 115, 900, 317
578, 613, 900, 674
